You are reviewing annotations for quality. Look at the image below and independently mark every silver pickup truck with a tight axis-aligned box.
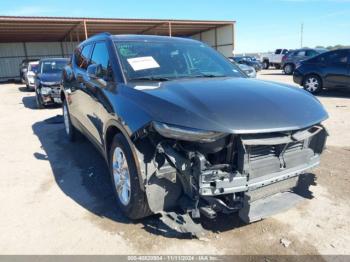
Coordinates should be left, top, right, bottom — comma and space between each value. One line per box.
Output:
261, 49, 289, 69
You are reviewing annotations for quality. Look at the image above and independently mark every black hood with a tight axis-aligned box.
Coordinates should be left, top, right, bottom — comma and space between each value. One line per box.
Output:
121, 77, 328, 134
39, 73, 62, 83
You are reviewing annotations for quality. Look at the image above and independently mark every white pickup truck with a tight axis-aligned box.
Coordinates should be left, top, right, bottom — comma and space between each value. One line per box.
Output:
260, 49, 289, 69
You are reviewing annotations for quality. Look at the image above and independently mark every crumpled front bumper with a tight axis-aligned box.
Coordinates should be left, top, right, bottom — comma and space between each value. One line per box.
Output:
40, 85, 62, 104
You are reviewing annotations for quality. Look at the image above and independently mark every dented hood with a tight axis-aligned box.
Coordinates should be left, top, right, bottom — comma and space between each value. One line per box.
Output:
122, 77, 328, 134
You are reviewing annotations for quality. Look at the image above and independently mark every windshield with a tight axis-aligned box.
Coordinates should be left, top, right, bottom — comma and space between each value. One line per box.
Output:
114, 40, 244, 81
29, 64, 38, 72
41, 60, 67, 74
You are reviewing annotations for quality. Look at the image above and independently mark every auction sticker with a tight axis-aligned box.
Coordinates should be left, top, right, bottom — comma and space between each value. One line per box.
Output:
127, 56, 160, 71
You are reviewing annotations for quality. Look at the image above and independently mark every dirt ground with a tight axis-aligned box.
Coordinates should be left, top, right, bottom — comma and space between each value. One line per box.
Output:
0, 70, 349, 255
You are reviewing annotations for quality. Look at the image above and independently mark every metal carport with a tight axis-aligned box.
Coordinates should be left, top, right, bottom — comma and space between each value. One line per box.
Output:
0, 16, 235, 81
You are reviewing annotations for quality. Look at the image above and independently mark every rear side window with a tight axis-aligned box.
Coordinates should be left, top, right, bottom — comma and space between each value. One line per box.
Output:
90, 42, 112, 79
305, 50, 318, 57
317, 51, 348, 64
296, 50, 306, 56
313, 51, 348, 64
327, 51, 348, 64
74, 44, 93, 70
275, 49, 282, 54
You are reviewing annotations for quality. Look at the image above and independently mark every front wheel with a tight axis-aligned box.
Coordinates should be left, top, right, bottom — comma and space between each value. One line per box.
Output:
283, 64, 294, 75
35, 89, 44, 109
63, 99, 77, 142
262, 61, 269, 69
303, 75, 322, 94
109, 134, 152, 219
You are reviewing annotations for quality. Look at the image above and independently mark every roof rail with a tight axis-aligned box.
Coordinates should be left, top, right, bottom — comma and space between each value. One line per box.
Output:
93, 32, 111, 37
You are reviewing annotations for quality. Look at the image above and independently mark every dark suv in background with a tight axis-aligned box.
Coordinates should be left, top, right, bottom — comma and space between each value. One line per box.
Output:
35, 58, 69, 108
293, 49, 350, 94
230, 56, 262, 71
282, 48, 327, 75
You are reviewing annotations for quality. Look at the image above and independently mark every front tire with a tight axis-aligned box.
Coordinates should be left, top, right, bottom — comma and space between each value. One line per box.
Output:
109, 134, 151, 219
283, 64, 294, 75
63, 99, 77, 142
303, 75, 322, 94
35, 89, 44, 109
262, 61, 269, 69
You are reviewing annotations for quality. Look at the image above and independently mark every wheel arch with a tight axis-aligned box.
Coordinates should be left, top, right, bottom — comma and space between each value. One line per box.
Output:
104, 120, 147, 191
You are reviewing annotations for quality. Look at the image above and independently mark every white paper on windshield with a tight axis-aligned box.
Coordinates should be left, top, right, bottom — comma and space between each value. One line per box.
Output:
127, 56, 160, 71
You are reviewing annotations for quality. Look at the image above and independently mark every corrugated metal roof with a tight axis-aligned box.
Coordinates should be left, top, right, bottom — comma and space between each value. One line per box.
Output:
0, 16, 235, 42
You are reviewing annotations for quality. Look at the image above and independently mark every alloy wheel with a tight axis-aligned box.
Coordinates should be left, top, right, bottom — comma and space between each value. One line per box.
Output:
63, 103, 70, 136
112, 147, 131, 206
284, 64, 293, 74
304, 77, 320, 93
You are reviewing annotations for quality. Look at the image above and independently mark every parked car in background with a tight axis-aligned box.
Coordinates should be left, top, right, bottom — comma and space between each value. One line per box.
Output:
19, 59, 38, 83
282, 48, 328, 75
238, 63, 257, 78
293, 49, 350, 94
261, 49, 289, 69
61, 33, 328, 226
35, 58, 69, 108
230, 56, 262, 72
228, 57, 257, 77
25, 61, 39, 90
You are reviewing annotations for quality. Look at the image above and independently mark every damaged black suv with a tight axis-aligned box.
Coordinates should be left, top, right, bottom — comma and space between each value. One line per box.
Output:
62, 33, 328, 224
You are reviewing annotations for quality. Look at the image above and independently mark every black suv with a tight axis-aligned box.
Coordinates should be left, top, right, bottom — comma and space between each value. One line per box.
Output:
35, 58, 69, 108
293, 49, 350, 94
282, 48, 327, 75
61, 33, 328, 224
229, 56, 262, 71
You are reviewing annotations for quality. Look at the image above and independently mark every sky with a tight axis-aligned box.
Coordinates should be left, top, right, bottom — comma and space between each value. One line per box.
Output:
0, 0, 349, 53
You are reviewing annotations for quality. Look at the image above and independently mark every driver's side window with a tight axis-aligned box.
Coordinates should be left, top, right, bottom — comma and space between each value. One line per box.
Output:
90, 42, 113, 80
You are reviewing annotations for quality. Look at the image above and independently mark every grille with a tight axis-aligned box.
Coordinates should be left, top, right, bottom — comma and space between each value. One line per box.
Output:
248, 141, 304, 161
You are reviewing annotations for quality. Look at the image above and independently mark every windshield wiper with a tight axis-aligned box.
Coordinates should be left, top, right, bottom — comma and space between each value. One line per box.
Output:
129, 76, 170, 81
192, 74, 227, 78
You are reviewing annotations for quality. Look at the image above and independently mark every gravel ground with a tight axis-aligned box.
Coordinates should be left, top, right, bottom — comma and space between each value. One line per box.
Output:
0, 70, 349, 255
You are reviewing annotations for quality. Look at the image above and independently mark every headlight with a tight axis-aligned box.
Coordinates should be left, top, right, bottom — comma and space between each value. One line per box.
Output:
153, 122, 225, 143
40, 87, 52, 95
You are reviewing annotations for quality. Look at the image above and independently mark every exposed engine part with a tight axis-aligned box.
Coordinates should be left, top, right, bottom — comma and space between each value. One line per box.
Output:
134, 124, 327, 230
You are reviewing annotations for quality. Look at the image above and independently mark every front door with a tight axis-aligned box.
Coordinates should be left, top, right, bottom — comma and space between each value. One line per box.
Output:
323, 50, 349, 88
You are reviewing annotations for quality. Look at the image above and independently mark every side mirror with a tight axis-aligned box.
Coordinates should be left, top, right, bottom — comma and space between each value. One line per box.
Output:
87, 64, 103, 79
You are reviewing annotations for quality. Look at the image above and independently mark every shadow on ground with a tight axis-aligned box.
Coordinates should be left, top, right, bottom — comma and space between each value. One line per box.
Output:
32, 115, 317, 239
22, 95, 61, 110
317, 89, 350, 99
18, 86, 34, 92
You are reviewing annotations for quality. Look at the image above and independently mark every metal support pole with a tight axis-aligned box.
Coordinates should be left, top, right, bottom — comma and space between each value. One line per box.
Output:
23, 42, 28, 60
214, 27, 218, 51
76, 27, 80, 43
83, 20, 88, 40
168, 22, 172, 37
60, 41, 65, 57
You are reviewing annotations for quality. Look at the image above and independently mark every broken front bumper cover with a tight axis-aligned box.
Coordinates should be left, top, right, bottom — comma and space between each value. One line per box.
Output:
140, 123, 327, 224
199, 155, 319, 196
40, 85, 62, 104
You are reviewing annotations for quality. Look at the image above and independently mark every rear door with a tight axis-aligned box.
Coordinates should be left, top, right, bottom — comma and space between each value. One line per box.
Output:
83, 41, 115, 148
322, 50, 349, 88
69, 43, 94, 137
